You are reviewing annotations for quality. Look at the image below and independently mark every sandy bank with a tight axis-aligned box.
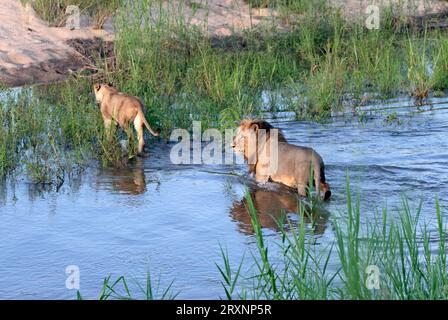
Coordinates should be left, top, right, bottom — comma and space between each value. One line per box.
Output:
0, 0, 111, 87
1, 0, 448, 87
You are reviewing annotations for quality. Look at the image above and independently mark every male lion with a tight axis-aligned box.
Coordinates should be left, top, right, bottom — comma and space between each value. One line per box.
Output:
232, 119, 331, 201
93, 83, 160, 154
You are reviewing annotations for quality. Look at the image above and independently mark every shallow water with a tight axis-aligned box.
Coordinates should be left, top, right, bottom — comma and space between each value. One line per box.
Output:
1, 97, 448, 299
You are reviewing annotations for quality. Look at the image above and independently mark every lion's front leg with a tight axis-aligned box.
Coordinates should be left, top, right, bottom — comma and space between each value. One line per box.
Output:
297, 184, 307, 198
255, 172, 269, 184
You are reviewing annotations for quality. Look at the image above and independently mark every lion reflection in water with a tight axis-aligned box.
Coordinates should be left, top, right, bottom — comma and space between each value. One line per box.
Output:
230, 187, 329, 235
100, 158, 150, 195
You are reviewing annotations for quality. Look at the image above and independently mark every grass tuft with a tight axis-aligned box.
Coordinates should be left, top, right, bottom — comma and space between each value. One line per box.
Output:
216, 177, 448, 299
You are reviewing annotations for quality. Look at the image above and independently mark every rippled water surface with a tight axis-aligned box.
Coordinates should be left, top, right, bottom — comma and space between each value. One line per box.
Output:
1, 97, 448, 299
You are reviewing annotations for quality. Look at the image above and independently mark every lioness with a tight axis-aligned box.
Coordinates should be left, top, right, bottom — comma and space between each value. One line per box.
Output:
232, 119, 331, 201
93, 83, 160, 154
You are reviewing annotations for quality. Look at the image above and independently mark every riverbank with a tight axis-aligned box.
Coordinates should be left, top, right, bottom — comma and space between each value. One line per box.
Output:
0, 0, 112, 86
2, 0, 448, 182
2, 0, 448, 87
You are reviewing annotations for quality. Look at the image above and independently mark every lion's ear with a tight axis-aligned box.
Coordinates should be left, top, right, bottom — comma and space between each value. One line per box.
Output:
94, 83, 101, 91
250, 122, 259, 132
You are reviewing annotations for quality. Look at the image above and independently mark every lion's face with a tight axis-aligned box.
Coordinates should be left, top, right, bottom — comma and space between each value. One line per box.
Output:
93, 83, 105, 103
231, 127, 245, 154
232, 121, 257, 155
232, 120, 286, 173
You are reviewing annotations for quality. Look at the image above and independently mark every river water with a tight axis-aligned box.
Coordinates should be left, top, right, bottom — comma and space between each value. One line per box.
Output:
0, 96, 447, 299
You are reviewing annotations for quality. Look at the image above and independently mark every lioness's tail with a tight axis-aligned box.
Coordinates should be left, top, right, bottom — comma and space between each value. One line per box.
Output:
138, 109, 160, 137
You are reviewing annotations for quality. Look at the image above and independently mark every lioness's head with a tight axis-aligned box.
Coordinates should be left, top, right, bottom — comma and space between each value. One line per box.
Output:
93, 83, 116, 103
231, 119, 286, 155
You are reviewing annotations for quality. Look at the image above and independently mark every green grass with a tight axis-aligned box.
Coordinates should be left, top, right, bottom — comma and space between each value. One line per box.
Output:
432, 35, 448, 91
109, 0, 448, 124
82, 178, 448, 300
3, 0, 448, 182
244, 0, 270, 7
0, 80, 149, 183
77, 272, 178, 300
215, 178, 448, 300
21, 0, 122, 28
2, 0, 447, 301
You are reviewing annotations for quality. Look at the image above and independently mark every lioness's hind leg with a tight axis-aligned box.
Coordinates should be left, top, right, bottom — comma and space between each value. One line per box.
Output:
103, 118, 116, 141
134, 115, 145, 154
103, 118, 114, 131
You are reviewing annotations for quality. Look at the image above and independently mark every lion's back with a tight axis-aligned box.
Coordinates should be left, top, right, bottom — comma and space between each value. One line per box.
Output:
107, 93, 140, 123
